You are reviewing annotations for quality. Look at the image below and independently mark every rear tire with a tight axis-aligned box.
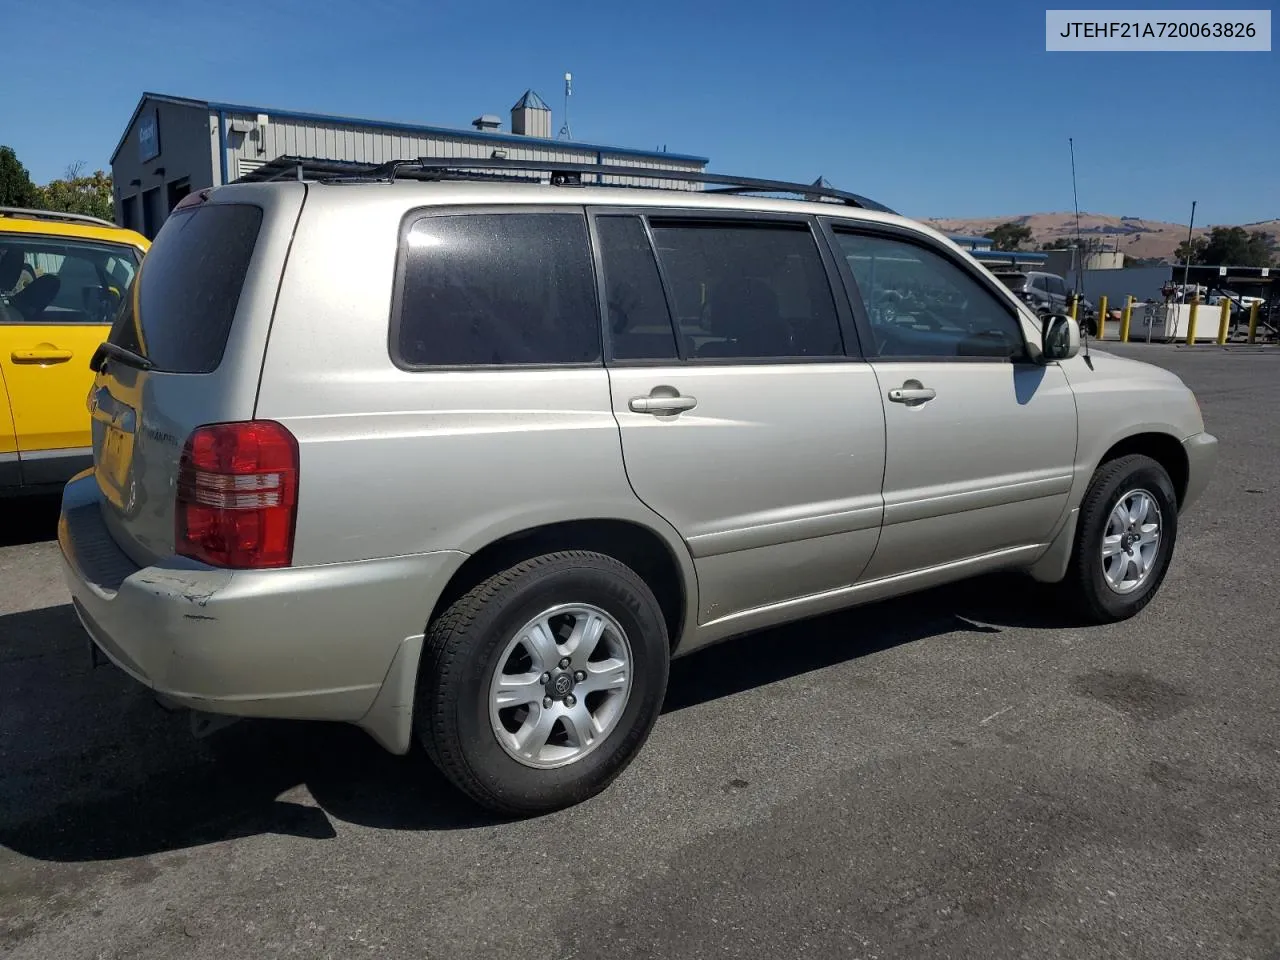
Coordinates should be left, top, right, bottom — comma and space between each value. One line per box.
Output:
1060, 454, 1178, 623
415, 551, 669, 816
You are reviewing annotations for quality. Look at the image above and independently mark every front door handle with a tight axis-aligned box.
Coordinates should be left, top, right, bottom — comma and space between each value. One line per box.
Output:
629, 394, 697, 415
12, 348, 73, 364
887, 385, 936, 404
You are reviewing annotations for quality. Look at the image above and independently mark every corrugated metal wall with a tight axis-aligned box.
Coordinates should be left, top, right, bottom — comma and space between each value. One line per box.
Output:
221, 111, 703, 190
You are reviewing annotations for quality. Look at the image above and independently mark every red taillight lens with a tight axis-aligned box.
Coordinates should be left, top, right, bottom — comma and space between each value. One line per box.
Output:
176, 420, 299, 568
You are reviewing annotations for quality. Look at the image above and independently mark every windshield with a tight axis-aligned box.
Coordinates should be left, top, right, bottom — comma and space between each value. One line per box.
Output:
0, 233, 141, 324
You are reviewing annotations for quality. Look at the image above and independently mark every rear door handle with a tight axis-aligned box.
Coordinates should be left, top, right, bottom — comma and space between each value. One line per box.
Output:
887, 386, 936, 403
629, 395, 697, 415
12, 348, 73, 363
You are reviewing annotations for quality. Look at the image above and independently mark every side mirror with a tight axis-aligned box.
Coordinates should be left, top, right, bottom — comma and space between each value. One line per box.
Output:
1041, 314, 1080, 361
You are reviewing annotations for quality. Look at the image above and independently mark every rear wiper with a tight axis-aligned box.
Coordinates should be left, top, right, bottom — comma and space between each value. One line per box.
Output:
91, 341, 153, 372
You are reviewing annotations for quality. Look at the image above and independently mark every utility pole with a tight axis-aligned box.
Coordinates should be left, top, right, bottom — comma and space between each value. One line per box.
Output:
1181, 200, 1197, 299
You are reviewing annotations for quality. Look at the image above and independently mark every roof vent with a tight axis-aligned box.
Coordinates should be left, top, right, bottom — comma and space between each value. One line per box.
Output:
472, 114, 502, 132
511, 89, 551, 138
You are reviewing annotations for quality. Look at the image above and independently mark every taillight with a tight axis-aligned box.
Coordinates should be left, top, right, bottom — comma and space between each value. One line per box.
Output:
176, 421, 299, 569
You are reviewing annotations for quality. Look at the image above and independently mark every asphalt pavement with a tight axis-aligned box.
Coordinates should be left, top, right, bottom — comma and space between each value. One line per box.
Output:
2, 342, 1277, 960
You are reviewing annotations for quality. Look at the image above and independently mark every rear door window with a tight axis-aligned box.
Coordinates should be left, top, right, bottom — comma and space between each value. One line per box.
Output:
393, 212, 600, 368
107, 203, 263, 373
645, 220, 844, 360
595, 215, 679, 361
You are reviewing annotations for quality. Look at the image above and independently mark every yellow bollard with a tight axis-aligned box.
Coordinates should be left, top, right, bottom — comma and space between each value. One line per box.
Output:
1119, 295, 1133, 342
1248, 301, 1261, 343
1097, 295, 1108, 340
1185, 295, 1199, 345
1069, 293, 1078, 322
1216, 298, 1231, 345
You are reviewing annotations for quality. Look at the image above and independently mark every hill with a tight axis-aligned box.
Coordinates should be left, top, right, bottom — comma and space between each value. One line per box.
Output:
922, 212, 1280, 263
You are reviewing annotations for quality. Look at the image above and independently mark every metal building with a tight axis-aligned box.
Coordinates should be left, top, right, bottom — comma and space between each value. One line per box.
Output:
109, 90, 710, 237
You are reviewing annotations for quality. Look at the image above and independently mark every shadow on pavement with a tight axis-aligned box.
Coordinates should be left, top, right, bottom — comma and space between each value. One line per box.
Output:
0, 494, 62, 548
0, 572, 1084, 864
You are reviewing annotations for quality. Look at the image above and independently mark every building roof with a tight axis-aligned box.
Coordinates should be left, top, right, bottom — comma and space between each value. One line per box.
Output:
971, 250, 1049, 263
512, 89, 550, 112
111, 91, 709, 167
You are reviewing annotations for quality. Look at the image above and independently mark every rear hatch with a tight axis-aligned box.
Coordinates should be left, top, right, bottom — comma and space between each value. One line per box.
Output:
89, 183, 305, 567
992, 272, 1028, 295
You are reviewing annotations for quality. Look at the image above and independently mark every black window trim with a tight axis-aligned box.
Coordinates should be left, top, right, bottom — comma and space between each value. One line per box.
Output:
817, 217, 1037, 365
387, 203, 605, 373
586, 205, 864, 367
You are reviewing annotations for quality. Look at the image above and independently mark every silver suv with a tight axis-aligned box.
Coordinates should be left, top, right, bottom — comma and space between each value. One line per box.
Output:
59, 160, 1217, 815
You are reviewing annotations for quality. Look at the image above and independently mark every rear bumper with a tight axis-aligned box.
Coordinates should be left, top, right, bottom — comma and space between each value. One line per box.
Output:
1180, 431, 1218, 513
58, 473, 465, 740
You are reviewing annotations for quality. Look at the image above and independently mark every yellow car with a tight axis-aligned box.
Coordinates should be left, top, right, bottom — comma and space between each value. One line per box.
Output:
0, 207, 149, 495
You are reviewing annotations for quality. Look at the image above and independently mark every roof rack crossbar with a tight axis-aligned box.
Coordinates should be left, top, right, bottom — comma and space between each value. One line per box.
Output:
0, 206, 117, 228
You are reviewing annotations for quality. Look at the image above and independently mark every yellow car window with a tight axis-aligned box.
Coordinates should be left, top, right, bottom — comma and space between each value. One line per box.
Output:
0, 234, 141, 326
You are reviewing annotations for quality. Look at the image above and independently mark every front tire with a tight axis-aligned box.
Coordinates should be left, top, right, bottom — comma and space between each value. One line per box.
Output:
1061, 454, 1179, 623
415, 551, 669, 816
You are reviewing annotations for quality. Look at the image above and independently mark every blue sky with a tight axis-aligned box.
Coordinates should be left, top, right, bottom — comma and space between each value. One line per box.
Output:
2, 0, 1276, 224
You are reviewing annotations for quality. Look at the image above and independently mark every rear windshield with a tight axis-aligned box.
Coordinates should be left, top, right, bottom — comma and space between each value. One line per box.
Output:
108, 203, 263, 373
994, 273, 1028, 292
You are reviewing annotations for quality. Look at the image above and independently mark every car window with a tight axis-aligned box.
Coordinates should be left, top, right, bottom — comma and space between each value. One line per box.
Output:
0, 236, 140, 325
1048, 276, 1066, 296
596, 216, 679, 361
108, 202, 262, 372
834, 231, 1026, 360
396, 212, 600, 367
646, 220, 844, 360
995, 273, 1027, 293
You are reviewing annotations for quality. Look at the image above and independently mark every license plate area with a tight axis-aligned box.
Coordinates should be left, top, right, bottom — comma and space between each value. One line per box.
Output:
91, 386, 136, 508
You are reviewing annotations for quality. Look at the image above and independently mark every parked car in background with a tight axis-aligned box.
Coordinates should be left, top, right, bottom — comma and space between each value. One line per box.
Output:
994, 270, 1098, 335
58, 164, 1216, 815
1, 207, 149, 496
1206, 289, 1266, 313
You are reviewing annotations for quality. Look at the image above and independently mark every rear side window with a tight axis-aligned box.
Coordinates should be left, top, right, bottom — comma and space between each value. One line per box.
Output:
394, 212, 600, 368
647, 221, 844, 360
108, 203, 263, 373
595, 216, 679, 361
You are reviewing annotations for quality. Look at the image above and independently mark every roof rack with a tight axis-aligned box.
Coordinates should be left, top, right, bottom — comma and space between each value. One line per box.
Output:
0, 206, 117, 228
237, 155, 895, 213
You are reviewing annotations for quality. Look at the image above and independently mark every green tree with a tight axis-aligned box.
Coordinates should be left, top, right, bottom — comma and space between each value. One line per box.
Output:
1173, 236, 1208, 265
985, 221, 1033, 251
0, 145, 38, 207
1175, 227, 1275, 267
34, 163, 115, 223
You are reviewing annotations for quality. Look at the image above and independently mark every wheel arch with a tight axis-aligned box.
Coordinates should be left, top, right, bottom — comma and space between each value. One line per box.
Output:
427, 516, 696, 654
1095, 430, 1189, 507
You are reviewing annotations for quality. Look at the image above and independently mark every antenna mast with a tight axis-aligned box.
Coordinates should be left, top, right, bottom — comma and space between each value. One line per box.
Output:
1069, 136, 1083, 290
558, 72, 573, 140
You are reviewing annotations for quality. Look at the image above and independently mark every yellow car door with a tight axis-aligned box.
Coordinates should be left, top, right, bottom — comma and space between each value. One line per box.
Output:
0, 232, 142, 485
0, 358, 18, 488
